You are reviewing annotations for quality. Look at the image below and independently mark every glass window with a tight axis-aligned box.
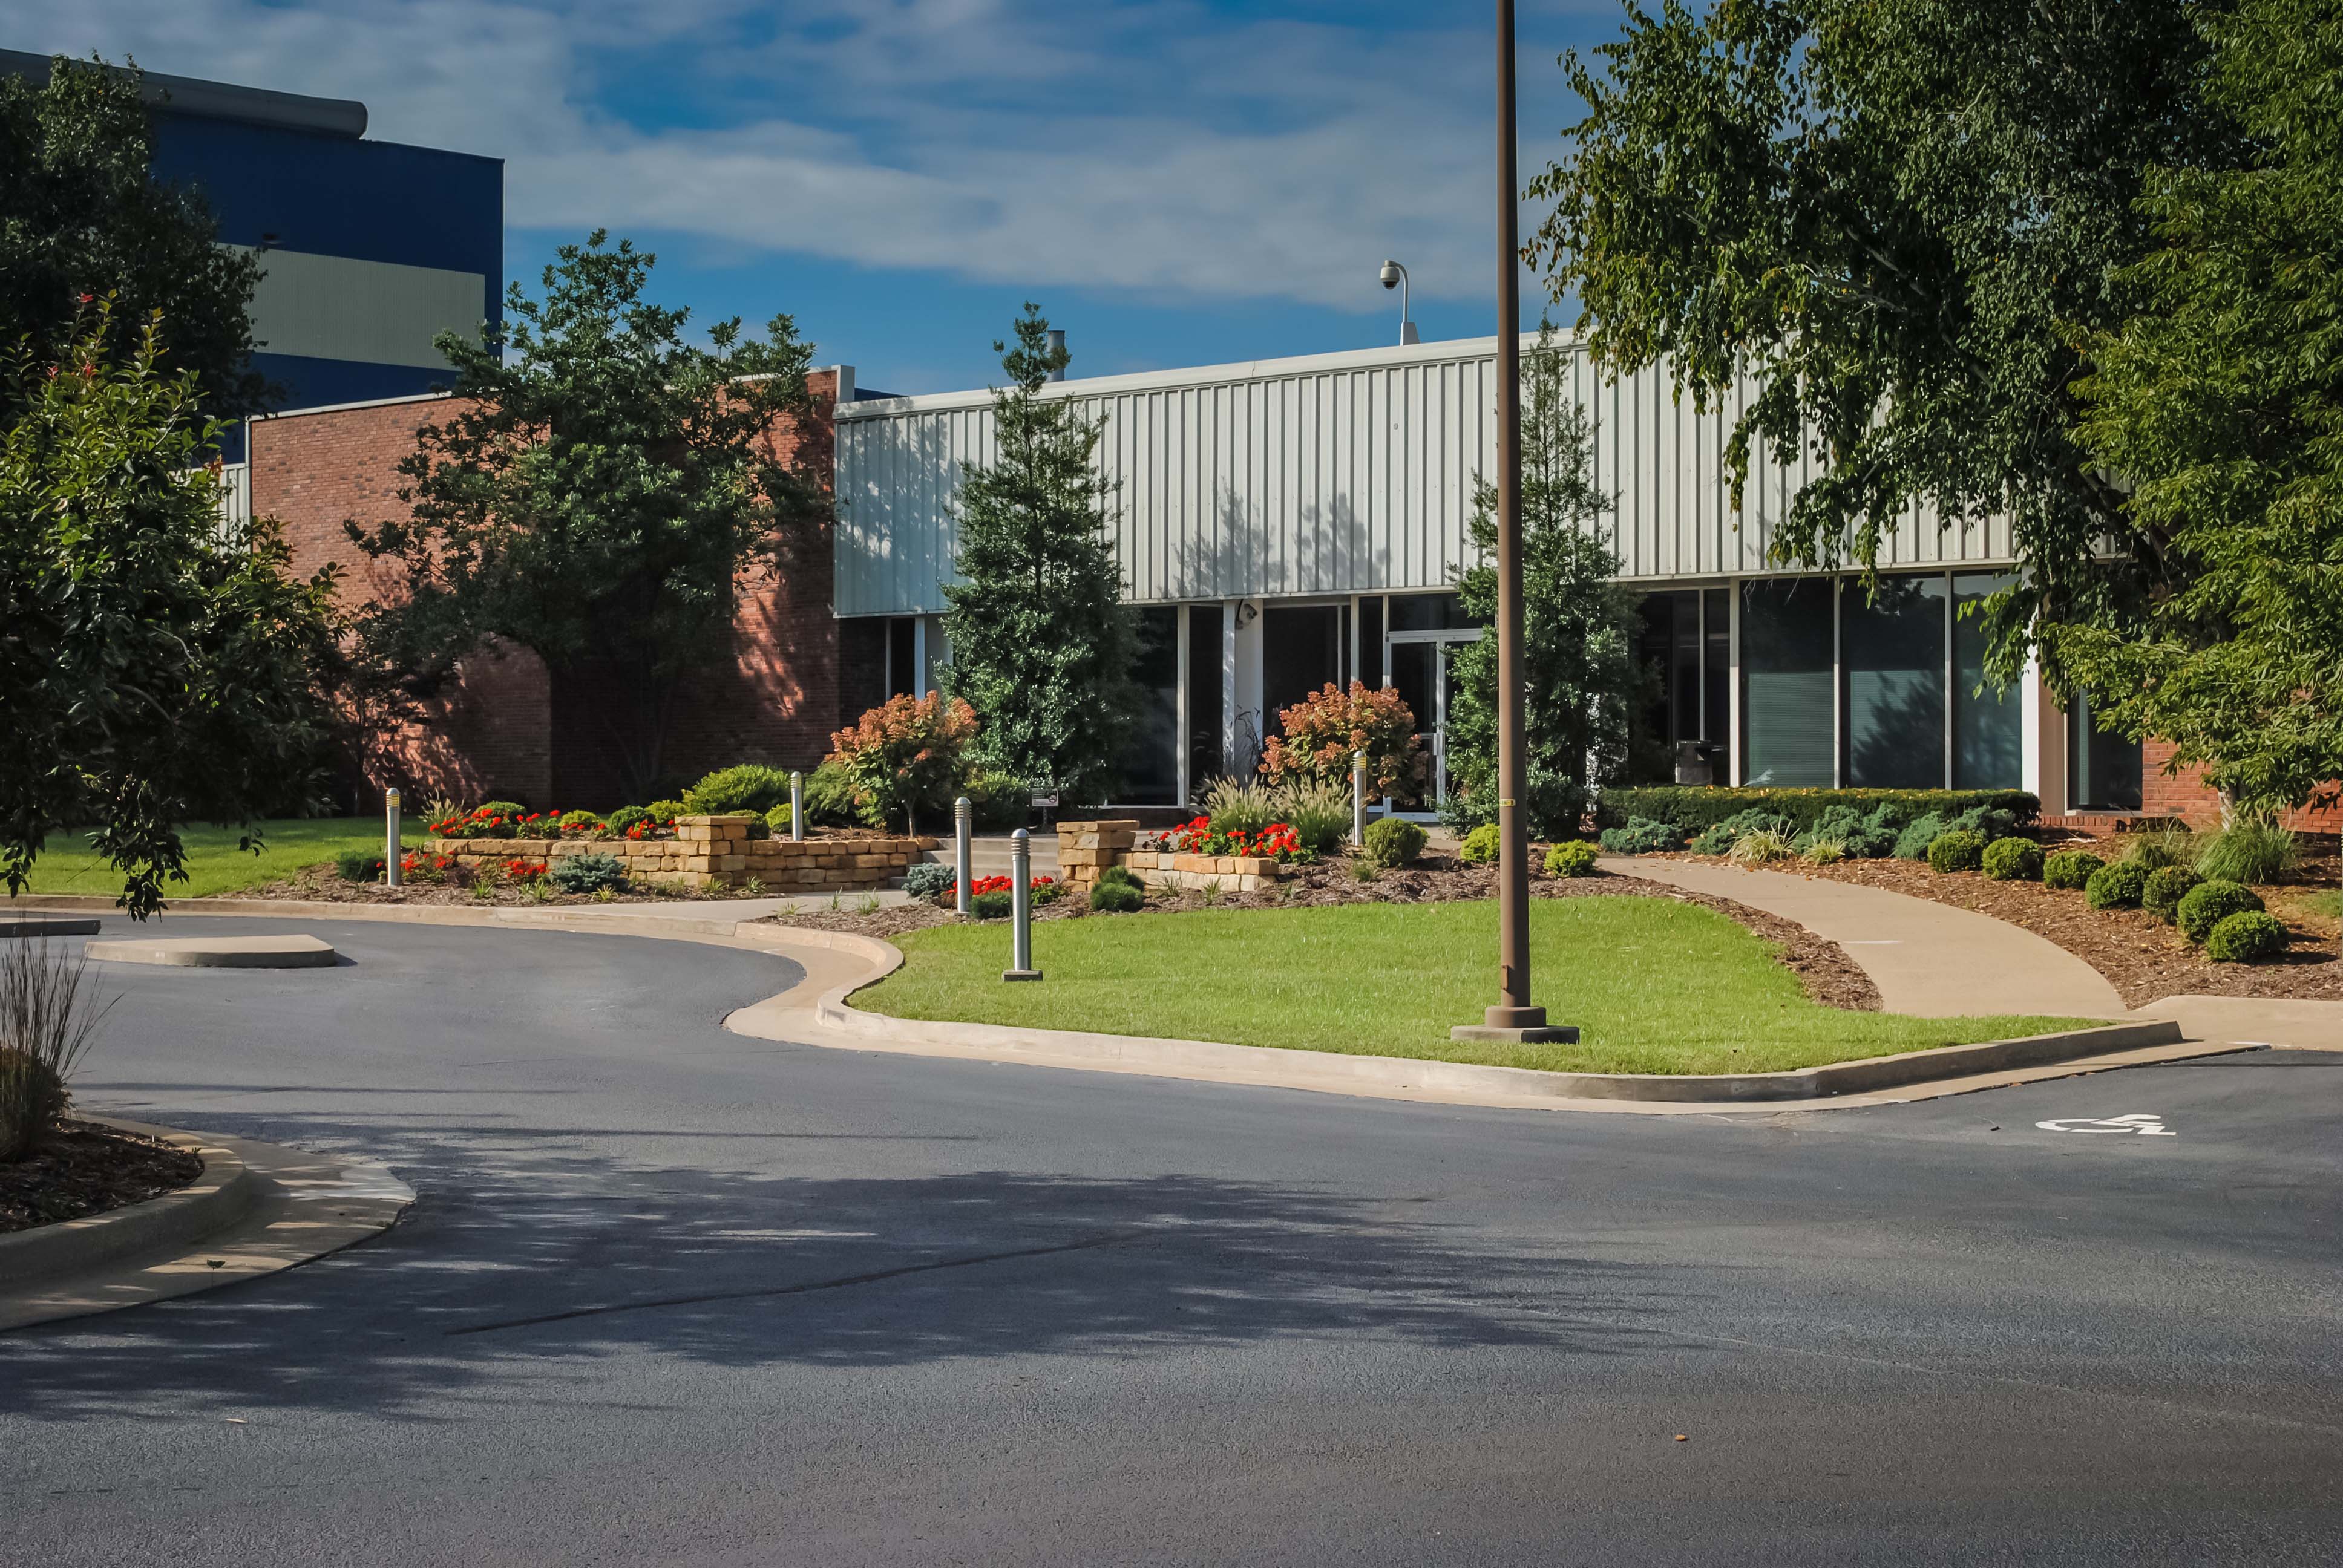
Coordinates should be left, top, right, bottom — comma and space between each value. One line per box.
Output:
1388, 592, 1470, 632
1741, 579, 1836, 787
1953, 572, 2022, 788
1117, 606, 1181, 804
2069, 691, 2143, 811
1841, 575, 1947, 788
1185, 604, 1224, 794
1262, 604, 1343, 722
1702, 587, 1731, 745
1357, 596, 1384, 687
885, 617, 917, 699
1636, 593, 1679, 750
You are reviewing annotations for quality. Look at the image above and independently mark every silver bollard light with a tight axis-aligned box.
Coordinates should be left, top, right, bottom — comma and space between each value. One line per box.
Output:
1351, 749, 1368, 848
1003, 827, 1041, 981
384, 787, 402, 886
790, 770, 805, 841
954, 794, 974, 916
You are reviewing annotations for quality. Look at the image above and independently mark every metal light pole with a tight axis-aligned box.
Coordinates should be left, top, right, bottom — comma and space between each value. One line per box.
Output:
1457, 0, 1575, 1047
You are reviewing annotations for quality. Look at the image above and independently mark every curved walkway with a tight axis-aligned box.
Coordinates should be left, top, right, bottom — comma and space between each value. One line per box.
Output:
1604, 855, 2129, 1019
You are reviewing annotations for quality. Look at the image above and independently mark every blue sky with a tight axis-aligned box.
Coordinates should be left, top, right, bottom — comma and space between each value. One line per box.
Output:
23, 1, 1622, 393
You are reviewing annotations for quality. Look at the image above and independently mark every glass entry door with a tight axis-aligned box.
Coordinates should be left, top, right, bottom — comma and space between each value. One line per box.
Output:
1386, 632, 1476, 815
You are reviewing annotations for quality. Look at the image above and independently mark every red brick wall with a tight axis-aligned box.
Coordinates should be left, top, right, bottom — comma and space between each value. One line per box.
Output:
2143, 740, 2341, 832
251, 374, 846, 811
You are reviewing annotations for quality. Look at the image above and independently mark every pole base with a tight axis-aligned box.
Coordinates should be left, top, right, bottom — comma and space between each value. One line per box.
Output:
1001, 969, 1044, 983
1450, 1022, 1579, 1045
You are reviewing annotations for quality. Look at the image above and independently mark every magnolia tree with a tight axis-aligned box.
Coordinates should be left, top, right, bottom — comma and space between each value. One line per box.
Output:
825, 693, 980, 835
1259, 683, 1426, 797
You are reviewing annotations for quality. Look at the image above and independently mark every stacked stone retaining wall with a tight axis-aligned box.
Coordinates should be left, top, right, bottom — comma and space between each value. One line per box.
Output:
434, 815, 934, 892
1055, 820, 1286, 895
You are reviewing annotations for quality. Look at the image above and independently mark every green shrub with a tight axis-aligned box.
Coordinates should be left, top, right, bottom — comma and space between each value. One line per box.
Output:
1363, 816, 1426, 868
2120, 826, 2195, 871
1543, 841, 1599, 877
969, 888, 1013, 920
2193, 815, 2299, 886
477, 800, 526, 820
966, 769, 1031, 832
606, 805, 651, 836
2085, 861, 2150, 910
1945, 805, 2020, 842
1458, 823, 1501, 865
1089, 879, 1145, 913
1097, 864, 1143, 890
1793, 803, 1904, 859
1692, 809, 1793, 857
1980, 838, 2042, 881
2177, 880, 2264, 944
646, 799, 686, 823
804, 760, 859, 826
1597, 816, 1686, 854
765, 803, 794, 836
683, 765, 793, 818
333, 848, 380, 883
549, 852, 627, 894
2141, 866, 2202, 923
1892, 812, 1946, 861
2205, 910, 2288, 963
557, 809, 602, 835
1596, 786, 2037, 833
1927, 830, 1987, 874
2043, 848, 2104, 890
1728, 828, 1795, 866
902, 862, 954, 901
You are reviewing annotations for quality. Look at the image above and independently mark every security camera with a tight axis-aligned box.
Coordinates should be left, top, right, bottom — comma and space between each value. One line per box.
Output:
1379, 260, 1401, 291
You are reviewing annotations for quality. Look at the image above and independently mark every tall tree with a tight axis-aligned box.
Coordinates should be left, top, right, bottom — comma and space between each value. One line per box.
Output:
0, 55, 264, 425
1527, 0, 2242, 684
1, 301, 340, 916
941, 306, 1137, 806
1443, 326, 1643, 838
345, 232, 828, 801
2050, 0, 2343, 811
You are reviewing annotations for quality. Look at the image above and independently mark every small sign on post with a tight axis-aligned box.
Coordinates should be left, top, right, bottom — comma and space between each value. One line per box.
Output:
790, 770, 805, 842
1351, 749, 1368, 848
384, 787, 402, 887
1003, 827, 1041, 981
954, 794, 973, 916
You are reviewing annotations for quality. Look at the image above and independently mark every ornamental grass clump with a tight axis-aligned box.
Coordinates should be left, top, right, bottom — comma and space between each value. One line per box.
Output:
2205, 910, 2288, 963
1927, 830, 1987, 874
2120, 827, 2195, 872
2193, 812, 2299, 887
1981, 838, 2042, 881
0, 939, 111, 1161
2085, 861, 2150, 910
1696, 809, 1793, 857
1727, 828, 1795, 866
1801, 837, 1849, 866
1273, 779, 1353, 857
2177, 880, 2264, 944
2043, 848, 2104, 890
2141, 866, 2203, 923
1544, 840, 1600, 877
1362, 816, 1426, 869
1199, 776, 1276, 837
1458, 823, 1501, 865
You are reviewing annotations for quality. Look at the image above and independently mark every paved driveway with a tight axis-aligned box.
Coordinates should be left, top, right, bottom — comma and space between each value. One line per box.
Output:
2, 916, 2338, 1565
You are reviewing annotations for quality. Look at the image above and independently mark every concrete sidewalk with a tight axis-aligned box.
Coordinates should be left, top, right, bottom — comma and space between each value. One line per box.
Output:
1607, 856, 2129, 1020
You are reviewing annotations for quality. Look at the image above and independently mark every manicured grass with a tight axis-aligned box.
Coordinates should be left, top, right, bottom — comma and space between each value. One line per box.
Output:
9, 818, 422, 901
858, 897, 2098, 1076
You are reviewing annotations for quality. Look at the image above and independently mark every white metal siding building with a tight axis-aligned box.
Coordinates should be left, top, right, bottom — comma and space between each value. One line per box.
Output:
834, 335, 2134, 815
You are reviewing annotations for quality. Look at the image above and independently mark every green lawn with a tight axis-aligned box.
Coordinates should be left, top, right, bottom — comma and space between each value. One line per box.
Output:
9, 818, 422, 901
859, 897, 2097, 1076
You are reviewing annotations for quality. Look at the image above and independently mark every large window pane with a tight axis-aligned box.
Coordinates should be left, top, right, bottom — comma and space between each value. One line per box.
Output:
2069, 691, 2143, 811
1387, 592, 1470, 632
1185, 604, 1224, 795
1702, 587, 1731, 745
1843, 575, 1947, 788
1118, 606, 1181, 804
1741, 579, 1836, 787
1953, 572, 2022, 788
1262, 604, 1343, 722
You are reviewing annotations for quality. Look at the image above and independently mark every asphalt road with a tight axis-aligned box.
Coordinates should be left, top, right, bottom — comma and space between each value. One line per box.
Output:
2, 915, 2338, 1566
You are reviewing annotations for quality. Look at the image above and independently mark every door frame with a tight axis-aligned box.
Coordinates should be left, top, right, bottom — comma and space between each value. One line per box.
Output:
1383, 627, 1481, 818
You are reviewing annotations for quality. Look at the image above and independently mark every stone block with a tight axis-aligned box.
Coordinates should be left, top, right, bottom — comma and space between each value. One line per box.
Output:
681, 855, 715, 873
718, 854, 747, 872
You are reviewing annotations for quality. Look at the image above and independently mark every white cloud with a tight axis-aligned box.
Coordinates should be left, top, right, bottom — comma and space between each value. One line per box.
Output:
11, 0, 1564, 310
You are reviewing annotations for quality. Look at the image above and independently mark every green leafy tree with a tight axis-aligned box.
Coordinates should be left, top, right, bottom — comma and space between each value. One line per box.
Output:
1443, 326, 1643, 839
0, 55, 264, 425
2049, 0, 2343, 811
1527, 0, 2241, 684
941, 306, 1136, 805
346, 232, 829, 800
1, 301, 340, 916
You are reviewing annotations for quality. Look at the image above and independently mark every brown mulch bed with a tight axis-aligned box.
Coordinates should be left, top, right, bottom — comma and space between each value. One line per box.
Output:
1, 1119, 204, 1235
1719, 852, 2342, 1008
760, 858, 1883, 1013
241, 868, 737, 907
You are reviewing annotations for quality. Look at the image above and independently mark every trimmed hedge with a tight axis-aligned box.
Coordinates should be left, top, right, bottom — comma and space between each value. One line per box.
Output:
1927, 830, 1987, 874
2177, 880, 2264, 944
2043, 849, 2103, 890
1544, 840, 1600, 877
2206, 910, 2287, 962
2141, 866, 2202, 923
1981, 838, 2042, 881
2085, 861, 2151, 909
1598, 816, 1689, 855
1458, 823, 1501, 865
1089, 879, 1145, 913
1363, 817, 1427, 868
1596, 787, 2037, 833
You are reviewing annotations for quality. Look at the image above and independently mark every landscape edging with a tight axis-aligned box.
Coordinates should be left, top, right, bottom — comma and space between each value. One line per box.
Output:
0, 1132, 254, 1284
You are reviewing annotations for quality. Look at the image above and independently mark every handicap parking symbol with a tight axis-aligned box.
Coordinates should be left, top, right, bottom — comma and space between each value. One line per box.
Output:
2035, 1112, 2174, 1137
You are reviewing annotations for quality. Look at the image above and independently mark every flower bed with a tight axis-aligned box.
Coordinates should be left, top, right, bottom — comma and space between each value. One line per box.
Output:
1055, 819, 1292, 894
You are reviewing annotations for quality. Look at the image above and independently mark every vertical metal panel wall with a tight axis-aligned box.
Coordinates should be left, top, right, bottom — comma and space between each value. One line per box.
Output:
834, 335, 2014, 618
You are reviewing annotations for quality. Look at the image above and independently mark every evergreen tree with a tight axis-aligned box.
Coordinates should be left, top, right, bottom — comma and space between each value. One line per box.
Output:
1443, 325, 1643, 840
942, 306, 1136, 805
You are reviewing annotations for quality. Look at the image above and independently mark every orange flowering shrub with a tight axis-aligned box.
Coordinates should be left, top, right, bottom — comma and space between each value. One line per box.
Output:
1258, 681, 1425, 796
825, 692, 980, 833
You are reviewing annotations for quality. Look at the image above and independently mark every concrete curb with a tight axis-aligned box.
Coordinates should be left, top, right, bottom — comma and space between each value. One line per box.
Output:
0, 1130, 254, 1285
0, 1118, 413, 1334
87, 934, 339, 969
1, 916, 102, 937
